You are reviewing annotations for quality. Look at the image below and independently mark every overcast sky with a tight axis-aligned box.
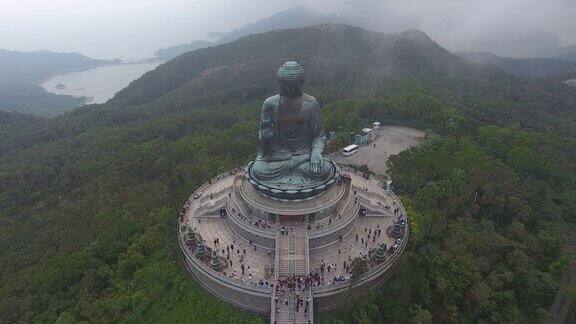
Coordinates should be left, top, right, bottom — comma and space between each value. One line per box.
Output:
1, 0, 575, 59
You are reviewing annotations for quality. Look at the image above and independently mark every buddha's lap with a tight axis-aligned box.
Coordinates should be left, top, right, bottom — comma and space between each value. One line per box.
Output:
251, 158, 331, 181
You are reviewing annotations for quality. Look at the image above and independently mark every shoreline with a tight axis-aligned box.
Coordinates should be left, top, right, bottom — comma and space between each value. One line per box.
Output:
37, 59, 164, 84
38, 61, 163, 104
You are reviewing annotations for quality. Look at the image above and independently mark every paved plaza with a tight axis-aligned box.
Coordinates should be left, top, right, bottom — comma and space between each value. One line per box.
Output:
309, 216, 396, 280
329, 126, 425, 175
190, 217, 274, 282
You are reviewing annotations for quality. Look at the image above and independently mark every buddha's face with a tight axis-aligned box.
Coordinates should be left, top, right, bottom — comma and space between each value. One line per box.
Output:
279, 79, 304, 99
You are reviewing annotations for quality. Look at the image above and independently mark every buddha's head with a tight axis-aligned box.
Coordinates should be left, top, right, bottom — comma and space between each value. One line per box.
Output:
277, 61, 304, 99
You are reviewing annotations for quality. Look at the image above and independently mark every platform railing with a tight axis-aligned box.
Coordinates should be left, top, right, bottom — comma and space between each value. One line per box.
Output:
270, 290, 277, 324
270, 231, 281, 324
304, 231, 310, 275
306, 289, 315, 324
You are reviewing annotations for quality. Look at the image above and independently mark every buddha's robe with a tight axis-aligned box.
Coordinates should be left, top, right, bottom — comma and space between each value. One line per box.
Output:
251, 93, 331, 184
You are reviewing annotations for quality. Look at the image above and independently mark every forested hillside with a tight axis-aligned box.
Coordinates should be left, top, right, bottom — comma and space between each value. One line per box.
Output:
0, 84, 85, 118
1, 24, 575, 323
0, 110, 45, 142
154, 40, 214, 60
457, 51, 576, 78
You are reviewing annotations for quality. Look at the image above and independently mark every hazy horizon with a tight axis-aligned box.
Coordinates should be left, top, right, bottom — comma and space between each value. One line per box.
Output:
1, 0, 575, 59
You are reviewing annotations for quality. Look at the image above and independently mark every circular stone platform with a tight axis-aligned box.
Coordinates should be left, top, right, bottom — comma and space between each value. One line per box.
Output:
177, 166, 410, 323
245, 160, 339, 200
239, 175, 345, 217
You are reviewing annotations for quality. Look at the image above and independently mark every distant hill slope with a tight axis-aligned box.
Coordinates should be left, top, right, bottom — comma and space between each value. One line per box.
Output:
550, 69, 576, 89
0, 49, 109, 84
552, 44, 576, 61
457, 51, 576, 78
0, 84, 85, 117
119, 26, 461, 108
0, 109, 44, 128
155, 6, 346, 60
0, 49, 111, 117
0, 110, 45, 142
154, 40, 213, 61
216, 6, 346, 43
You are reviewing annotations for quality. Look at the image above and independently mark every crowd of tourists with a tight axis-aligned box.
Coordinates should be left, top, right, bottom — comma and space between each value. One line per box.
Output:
214, 238, 275, 288
275, 275, 312, 318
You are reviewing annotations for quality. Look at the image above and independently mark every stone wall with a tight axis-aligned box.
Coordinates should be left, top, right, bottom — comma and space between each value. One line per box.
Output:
226, 214, 276, 249
309, 212, 359, 249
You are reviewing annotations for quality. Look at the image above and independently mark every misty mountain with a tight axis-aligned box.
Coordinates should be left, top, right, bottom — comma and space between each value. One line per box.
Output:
154, 40, 214, 60
0, 84, 85, 117
155, 6, 346, 60
0, 49, 113, 117
549, 69, 576, 88
117, 25, 458, 108
456, 51, 576, 78
216, 6, 346, 43
0, 49, 110, 85
551, 44, 576, 61
450, 27, 563, 59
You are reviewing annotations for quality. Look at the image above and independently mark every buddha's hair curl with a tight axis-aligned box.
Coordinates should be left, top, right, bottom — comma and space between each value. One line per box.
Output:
277, 61, 304, 82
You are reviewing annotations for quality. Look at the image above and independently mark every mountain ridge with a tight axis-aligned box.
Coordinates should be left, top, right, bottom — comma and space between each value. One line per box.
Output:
457, 50, 576, 78
154, 6, 347, 60
115, 24, 457, 108
0, 49, 110, 84
216, 6, 346, 43
550, 44, 576, 61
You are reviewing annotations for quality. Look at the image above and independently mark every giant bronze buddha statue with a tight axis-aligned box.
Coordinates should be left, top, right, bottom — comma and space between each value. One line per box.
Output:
246, 61, 338, 199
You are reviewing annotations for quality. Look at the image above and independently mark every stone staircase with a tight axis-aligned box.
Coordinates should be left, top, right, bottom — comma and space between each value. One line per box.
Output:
275, 306, 291, 323
272, 225, 312, 324
274, 291, 293, 324
277, 226, 308, 276
274, 290, 311, 324
277, 232, 291, 276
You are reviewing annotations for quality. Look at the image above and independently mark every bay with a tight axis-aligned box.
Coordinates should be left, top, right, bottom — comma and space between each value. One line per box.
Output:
40, 62, 161, 104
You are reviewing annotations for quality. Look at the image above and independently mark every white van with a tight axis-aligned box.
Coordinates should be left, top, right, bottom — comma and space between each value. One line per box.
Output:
342, 144, 359, 156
